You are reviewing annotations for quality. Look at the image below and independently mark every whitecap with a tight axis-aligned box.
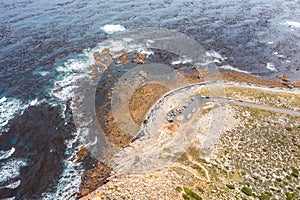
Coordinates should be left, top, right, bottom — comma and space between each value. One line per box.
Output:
0, 97, 7, 104
0, 180, 21, 189
0, 147, 15, 161
136, 48, 154, 57
0, 159, 27, 184
219, 65, 250, 74
266, 62, 277, 71
29, 99, 39, 106
0, 98, 28, 130
171, 58, 192, 65
42, 161, 83, 200
38, 71, 49, 76
285, 21, 300, 28
206, 50, 224, 60
101, 24, 126, 34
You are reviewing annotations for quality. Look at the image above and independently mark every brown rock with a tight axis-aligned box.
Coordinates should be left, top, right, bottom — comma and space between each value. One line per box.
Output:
132, 54, 147, 64
280, 75, 290, 82
76, 146, 89, 163
81, 189, 90, 196
296, 67, 300, 71
191, 65, 197, 70
116, 53, 129, 65
293, 80, 300, 88
100, 48, 110, 56
93, 51, 101, 59
93, 49, 112, 70
67, 155, 76, 162
79, 161, 111, 198
111, 50, 127, 59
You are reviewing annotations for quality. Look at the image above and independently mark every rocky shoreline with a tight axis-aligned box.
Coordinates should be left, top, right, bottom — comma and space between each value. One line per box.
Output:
76, 49, 300, 199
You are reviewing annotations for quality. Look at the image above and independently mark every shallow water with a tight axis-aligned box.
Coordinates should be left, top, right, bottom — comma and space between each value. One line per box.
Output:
0, 0, 300, 199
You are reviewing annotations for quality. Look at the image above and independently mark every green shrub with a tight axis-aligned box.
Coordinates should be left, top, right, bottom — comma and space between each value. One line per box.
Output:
190, 192, 202, 200
183, 187, 192, 194
182, 194, 190, 200
291, 168, 299, 176
276, 178, 282, 182
241, 187, 253, 196
285, 192, 296, 200
291, 172, 298, 178
175, 186, 182, 192
241, 171, 247, 176
285, 127, 292, 131
196, 187, 204, 193
258, 192, 272, 200
183, 187, 202, 200
226, 184, 235, 189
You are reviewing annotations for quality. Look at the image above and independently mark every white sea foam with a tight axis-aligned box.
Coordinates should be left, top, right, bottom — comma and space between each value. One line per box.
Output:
0, 180, 21, 190
47, 36, 160, 199
38, 71, 49, 76
136, 48, 154, 56
267, 41, 274, 44
0, 97, 7, 104
266, 62, 277, 71
101, 24, 126, 34
0, 159, 27, 184
219, 65, 250, 74
0, 98, 27, 130
285, 21, 300, 28
206, 50, 224, 60
0, 97, 41, 131
29, 99, 38, 106
171, 58, 192, 65
3, 197, 15, 200
42, 161, 83, 200
0, 147, 15, 161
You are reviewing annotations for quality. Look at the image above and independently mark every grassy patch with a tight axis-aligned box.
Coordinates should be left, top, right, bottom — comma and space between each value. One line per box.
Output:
291, 168, 299, 178
196, 186, 204, 194
183, 187, 202, 200
226, 184, 235, 189
182, 193, 190, 200
285, 192, 297, 200
224, 86, 300, 109
276, 178, 282, 182
191, 164, 206, 177
175, 186, 182, 192
247, 107, 274, 119
258, 192, 273, 200
241, 187, 253, 196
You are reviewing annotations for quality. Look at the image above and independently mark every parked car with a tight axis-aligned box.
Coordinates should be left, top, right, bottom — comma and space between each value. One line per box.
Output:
167, 117, 174, 123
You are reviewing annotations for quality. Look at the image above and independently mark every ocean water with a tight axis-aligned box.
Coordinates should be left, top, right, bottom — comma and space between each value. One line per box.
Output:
0, 0, 300, 199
